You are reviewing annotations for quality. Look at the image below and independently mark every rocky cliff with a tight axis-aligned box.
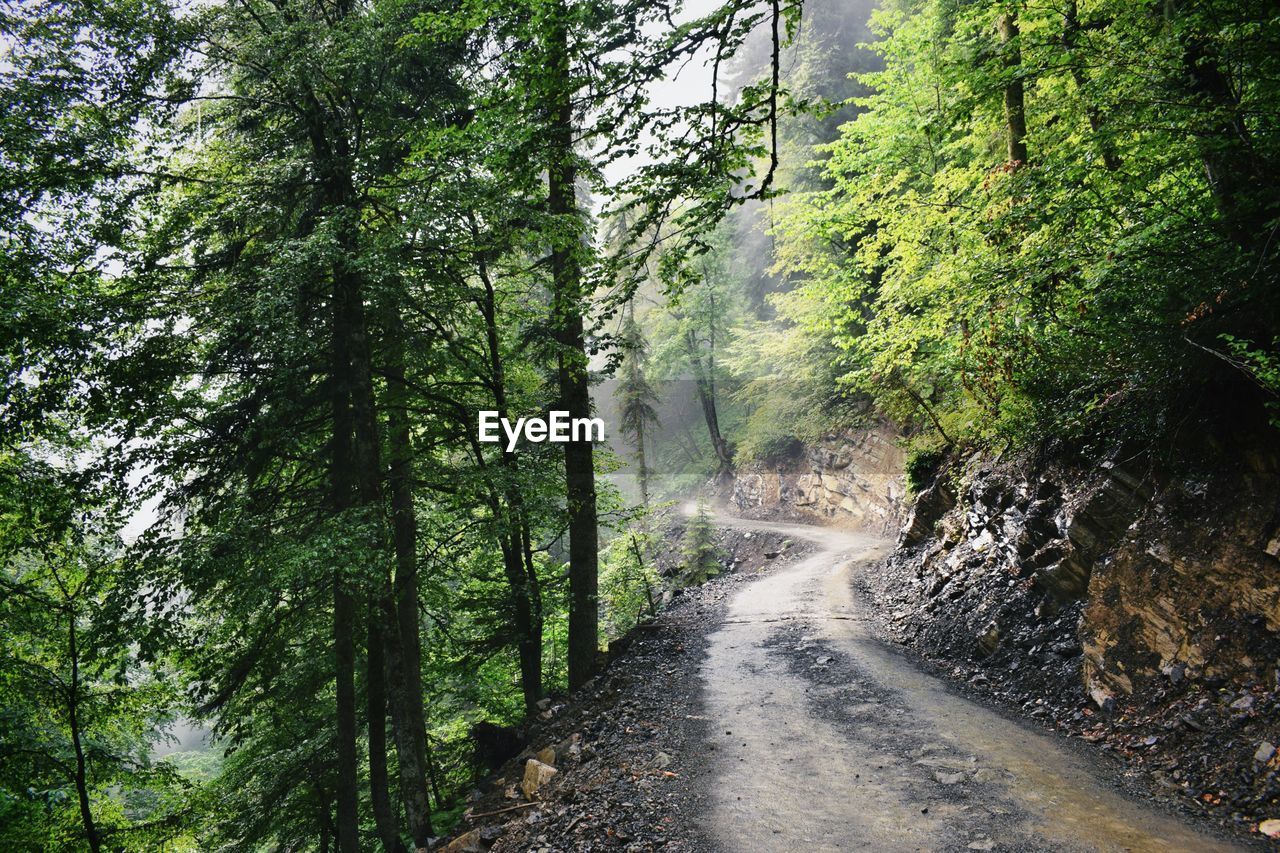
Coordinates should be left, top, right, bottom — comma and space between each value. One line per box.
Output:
860, 440, 1280, 839
728, 420, 906, 535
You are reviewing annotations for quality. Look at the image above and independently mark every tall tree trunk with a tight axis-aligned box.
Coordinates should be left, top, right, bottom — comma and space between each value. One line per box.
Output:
332, 583, 359, 853
311, 64, 364, 853
384, 311, 435, 849
998, 10, 1028, 166
545, 0, 599, 691
67, 617, 101, 853
330, 147, 434, 853
330, 271, 361, 853
502, 532, 543, 711
626, 303, 653, 505
366, 610, 405, 853
308, 3, 376, 847
519, 516, 544, 694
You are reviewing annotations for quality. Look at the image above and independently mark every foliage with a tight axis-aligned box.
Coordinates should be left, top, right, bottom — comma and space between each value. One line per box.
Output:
680, 501, 723, 585
0, 505, 187, 851
7, 0, 1278, 847
775, 0, 1280, 448
903, 442, 947, 496
599, 529, 660, 639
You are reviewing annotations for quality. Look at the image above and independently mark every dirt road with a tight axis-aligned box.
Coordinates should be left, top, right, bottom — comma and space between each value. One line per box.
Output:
698, 512, 1241, 852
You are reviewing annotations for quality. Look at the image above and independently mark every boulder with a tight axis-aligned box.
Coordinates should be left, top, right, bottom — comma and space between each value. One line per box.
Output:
441, 829, 484, 853
520, 758, 558, 800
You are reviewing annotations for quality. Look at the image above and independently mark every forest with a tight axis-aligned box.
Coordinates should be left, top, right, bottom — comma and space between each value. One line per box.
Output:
2, 0, 1277, 850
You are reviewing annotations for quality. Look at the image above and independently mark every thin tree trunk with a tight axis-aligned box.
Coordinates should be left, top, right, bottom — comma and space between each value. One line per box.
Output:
545, 0, 599, 691
634, 415, 650, 505
366, 611, 405, 853
685, 329, 732, 474
503, 533, 543, 712
705, 291, 732, 474
519, 517, 544, 690
316, 782, 335, 853
625, 302, 653, 505
67, 617, 101, 853
424, 732, 445, 811
629, 534, 656, 617
998, 10, 1028, 166
330, 275, 361, 853
384, 310, 434, 849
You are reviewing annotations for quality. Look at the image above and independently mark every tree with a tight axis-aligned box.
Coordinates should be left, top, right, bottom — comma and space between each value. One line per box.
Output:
539, 0, 602, 691
0, 477, 183, 852
997, 5, 1027, 167
618, 306, 661, 505
599, 528, 659, 637
651, 251, 739, 479
114, 1, 471, 846
2, 0, 826, 845
681, 500, 723, 585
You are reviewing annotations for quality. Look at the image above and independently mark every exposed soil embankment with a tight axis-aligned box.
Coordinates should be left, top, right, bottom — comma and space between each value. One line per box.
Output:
860, 445, 1280, 844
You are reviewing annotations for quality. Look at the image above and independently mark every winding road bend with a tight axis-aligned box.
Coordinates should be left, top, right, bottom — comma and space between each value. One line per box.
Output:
698, 511, 1239, 852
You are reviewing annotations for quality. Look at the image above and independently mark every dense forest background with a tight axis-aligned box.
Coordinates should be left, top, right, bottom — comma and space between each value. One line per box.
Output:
2, 0, 1277, 849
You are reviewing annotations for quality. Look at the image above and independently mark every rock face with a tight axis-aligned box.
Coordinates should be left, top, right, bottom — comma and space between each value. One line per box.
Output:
730, 420, 907, 534
886, 448, 1280, 705
733, 421, 1280, 728
1079, 452, 1280, 704
863, 438, 1280, 838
